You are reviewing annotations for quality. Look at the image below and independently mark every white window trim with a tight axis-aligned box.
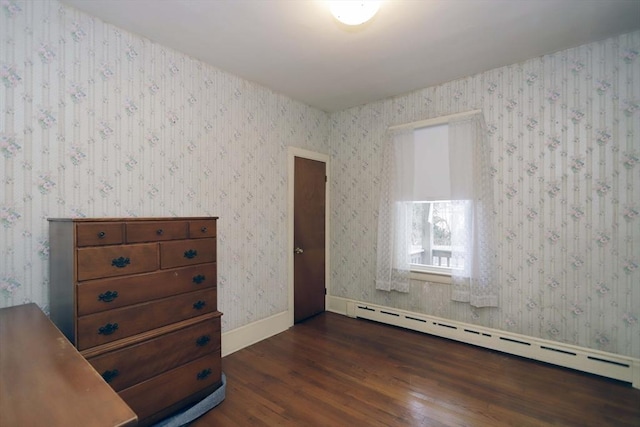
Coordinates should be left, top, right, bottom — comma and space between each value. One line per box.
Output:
388, 109, 482, 132
409, 268, 452, 285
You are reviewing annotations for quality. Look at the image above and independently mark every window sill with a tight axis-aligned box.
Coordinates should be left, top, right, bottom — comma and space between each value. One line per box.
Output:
409, 270, 451, 285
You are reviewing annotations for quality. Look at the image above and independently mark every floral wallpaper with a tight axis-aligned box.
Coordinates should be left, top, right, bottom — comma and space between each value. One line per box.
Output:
0, 0, 329, 332
330, 31, 640, 358
1, 0, 638, 360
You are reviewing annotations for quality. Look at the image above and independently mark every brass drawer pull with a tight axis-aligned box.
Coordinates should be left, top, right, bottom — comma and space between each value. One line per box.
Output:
193, 300, 206, 310
184, 249, 198, 259
98, 290, 119, 303
192, 274, 206, 284
111, 257, 130, 268
196, 368, 212, 380
97, 231, 106, 239
196, 335, 211, 347
101, 369, 119, 383
98, 323, 119, 335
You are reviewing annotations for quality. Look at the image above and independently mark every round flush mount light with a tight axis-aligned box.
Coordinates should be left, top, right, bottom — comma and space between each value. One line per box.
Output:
329, 1, 381, 26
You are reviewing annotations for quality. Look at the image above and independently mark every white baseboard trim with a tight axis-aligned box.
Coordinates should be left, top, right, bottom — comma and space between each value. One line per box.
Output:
221, 311, 291, 357
328, 296, 640, 389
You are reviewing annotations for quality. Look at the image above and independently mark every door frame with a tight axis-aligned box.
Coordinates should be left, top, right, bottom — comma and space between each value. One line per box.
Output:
287, 147, 330, 326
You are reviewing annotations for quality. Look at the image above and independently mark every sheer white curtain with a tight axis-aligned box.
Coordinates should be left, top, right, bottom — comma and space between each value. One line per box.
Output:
449, 115, 498, 307
375, 128, 413, 292
375, 112, 498, 307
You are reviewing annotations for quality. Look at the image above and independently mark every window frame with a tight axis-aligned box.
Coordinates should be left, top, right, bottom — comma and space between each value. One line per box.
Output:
409, 268, 452, 284
387, 109, 483, 285
408, 199, 461, 281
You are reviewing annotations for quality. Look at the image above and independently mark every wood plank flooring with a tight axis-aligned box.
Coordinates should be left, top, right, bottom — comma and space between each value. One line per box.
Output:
192, 312, 640, 426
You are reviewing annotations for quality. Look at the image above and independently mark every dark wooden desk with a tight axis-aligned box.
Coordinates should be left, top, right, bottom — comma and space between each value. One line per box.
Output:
0, 303, 137, 426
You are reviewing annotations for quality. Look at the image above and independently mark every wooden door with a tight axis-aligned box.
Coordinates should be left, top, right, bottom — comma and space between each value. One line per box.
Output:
293, 157, 326, 323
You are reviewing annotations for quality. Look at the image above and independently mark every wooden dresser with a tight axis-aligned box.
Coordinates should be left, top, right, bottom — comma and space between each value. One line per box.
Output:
48, 217, 222, 426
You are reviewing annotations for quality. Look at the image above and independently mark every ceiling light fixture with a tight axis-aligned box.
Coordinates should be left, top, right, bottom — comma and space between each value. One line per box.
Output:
329, 1, 381, 26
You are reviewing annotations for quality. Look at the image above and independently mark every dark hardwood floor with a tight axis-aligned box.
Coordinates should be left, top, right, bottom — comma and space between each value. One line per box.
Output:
192, 312, 640, 426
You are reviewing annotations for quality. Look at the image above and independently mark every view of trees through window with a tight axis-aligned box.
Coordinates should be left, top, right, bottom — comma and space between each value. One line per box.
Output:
410, 201, 466, 270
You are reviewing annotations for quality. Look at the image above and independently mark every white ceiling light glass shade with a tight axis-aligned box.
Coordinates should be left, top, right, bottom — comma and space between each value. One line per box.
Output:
329, 1, 381, 26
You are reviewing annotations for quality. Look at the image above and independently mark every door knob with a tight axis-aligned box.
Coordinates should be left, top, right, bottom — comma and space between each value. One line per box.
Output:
294, 247, 304, 254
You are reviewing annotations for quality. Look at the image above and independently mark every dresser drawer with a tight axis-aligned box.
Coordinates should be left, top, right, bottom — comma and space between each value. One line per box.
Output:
126, 221, 188, 243
160, 238, 216, 269
119, 354, 221, 422
188, 219, 216, 239
77, 263, 217, 316
76, 222, 124, 247
77, 288, 216, 350
77, 243, 158, 281
88, 317, 220, 392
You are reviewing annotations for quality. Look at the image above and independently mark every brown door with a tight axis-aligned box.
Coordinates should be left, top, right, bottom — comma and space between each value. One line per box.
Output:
293, 156, 326, 323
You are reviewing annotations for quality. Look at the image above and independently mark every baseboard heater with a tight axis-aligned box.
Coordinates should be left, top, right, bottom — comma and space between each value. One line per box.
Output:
349, 302, 639, 389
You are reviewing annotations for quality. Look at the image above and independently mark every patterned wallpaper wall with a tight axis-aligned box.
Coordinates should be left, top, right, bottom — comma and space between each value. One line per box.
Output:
330, 31, 640, 358
1, 0, 638, 359
0, 0, 329, 332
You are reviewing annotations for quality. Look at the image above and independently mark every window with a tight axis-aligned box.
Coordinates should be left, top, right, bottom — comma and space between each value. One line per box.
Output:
376, 110, 498, 307
403, 122, 472, 276
410, 200, 468, 274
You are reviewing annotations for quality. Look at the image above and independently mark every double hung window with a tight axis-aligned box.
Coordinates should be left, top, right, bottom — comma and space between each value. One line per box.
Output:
375, 111, 498, 307
406, 123, 470, 276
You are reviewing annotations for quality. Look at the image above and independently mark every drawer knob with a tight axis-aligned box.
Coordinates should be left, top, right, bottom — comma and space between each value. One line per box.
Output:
156, 228, 164, 235
111, 257, 130, 268
98, 290, 119, 303
101, 369, 119, 383
192, 274, 206, 284
196, 368, 212, 380
200, 227, 207, 233
196, 335, 211, 347
184, 249, 198, 259
193, 300, 206, 310
98, 323, 119, 335
97, 231, 106, 239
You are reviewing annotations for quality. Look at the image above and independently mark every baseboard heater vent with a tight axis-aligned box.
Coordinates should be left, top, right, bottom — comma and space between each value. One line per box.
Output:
541, 346, 576, 356
499, 337, 531, 346
434, 322, 457, 330
380, 310, 400, 317
588, 356, 630, 368
351, 302, 639, 388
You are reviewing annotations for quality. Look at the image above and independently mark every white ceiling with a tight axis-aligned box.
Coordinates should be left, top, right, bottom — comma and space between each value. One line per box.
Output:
60, 0, 640, 113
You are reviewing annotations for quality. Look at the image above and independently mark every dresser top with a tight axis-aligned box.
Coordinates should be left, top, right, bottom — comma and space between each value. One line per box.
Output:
48, 217, 218, 222
0, 303, 138, 427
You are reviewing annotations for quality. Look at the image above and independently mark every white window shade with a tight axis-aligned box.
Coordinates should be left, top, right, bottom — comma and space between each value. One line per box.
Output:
396, 123, 474, 202
413, 124, 451, 201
